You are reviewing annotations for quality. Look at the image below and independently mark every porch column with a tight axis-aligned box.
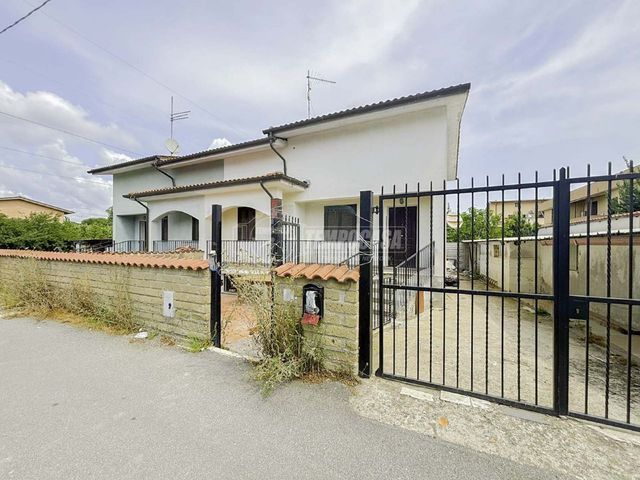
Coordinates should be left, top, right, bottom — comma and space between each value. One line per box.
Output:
271, 197, 283, 266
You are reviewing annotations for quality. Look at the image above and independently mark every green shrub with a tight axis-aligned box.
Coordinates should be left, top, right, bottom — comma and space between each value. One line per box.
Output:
0, 260, 136, 333
232, 275, 324, 394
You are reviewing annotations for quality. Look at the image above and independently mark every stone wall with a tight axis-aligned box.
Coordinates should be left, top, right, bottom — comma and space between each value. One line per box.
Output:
0, 253, 210, 339
274, 275, 359, 374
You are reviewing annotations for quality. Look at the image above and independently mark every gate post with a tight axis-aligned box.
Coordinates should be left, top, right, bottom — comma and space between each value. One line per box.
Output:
553, 168, 570, 415
271, 198, 283, 267
210, 204, 222, 348
358, 191, 373, 377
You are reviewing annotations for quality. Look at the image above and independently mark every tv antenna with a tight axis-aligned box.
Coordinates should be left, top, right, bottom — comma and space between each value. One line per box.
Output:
306, 70, 336, 118
166, 96, 190, 155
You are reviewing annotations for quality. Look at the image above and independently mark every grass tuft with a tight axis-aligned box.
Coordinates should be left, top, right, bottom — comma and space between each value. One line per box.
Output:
187, 335, 212, 352
232, 275, 324, 395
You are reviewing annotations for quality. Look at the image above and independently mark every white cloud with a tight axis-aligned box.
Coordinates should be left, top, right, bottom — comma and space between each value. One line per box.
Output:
99, 149, 133, 165
208, 138, 232, 150
0, 80, 137, 219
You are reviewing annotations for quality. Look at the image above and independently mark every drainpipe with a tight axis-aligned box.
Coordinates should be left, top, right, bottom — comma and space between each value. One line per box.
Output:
259, 181, 273, 200
268, 134, 288, 176
152, 160, 176, 187
127, 196, 150, 252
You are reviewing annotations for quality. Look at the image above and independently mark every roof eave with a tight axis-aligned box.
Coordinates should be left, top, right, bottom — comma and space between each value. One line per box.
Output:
263, 83, 471, 136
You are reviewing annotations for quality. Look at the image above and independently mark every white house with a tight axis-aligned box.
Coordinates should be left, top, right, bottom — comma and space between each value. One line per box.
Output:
89, 83, 469, 276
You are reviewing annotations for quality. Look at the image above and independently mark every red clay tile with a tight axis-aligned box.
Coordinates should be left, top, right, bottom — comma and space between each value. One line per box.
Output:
0, 249, 208, 271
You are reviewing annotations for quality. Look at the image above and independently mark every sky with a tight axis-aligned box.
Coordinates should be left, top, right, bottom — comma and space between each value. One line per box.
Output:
0, 0, 639, 220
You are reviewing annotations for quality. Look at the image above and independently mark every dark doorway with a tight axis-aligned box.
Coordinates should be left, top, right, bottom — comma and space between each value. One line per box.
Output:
388, 206, 417, 267
161, 216, 169, 241
237, 207, 256, 241
191, 217, 199, 242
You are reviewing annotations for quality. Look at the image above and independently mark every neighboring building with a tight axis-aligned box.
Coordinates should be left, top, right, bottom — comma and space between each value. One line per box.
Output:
89, 83, 470, 273
488, 199, 548, 223
540, 169, 627, 227
0, 196, 73, 221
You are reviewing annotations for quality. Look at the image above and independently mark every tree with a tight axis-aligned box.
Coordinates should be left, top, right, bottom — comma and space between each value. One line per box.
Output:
611, 158, 640, 214
503, 213, 537, 237
447, 208, 502, 242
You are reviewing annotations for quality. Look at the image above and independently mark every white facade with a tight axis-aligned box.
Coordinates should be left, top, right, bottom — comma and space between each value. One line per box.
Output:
91, 84, 469, 271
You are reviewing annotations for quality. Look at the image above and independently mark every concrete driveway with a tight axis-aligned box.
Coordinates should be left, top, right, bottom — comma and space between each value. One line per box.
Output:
0, 317, 564, 480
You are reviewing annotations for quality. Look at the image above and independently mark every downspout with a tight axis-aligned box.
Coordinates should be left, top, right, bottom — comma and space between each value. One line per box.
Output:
259, 181, 273, 200
268, 134, 288, 176
127, 196, 150, 252
152, 160, 176, 187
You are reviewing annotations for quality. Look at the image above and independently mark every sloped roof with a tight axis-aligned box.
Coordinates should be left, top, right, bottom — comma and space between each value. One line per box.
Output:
87, 155, 168, 174
0, 250, 208, 270
263, 83, 471, 135
0, 196, 73, 215
274, 262, 359, 283
124, 172, 308, 199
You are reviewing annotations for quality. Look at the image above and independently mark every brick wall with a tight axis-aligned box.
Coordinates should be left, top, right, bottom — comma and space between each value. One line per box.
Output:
0, 254, 210, 340
274, 276, 359, 374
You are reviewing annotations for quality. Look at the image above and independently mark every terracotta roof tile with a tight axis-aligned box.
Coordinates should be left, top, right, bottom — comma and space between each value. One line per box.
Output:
0, 250, 208, 271
274, 262, 359, 283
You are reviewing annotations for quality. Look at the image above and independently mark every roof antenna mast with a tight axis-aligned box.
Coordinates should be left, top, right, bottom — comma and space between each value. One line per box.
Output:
165, 96, 190, 155
306, 70, 336, 118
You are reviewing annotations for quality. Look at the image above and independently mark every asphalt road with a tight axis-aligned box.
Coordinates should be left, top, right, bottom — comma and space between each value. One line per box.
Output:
0, 318, 564, 479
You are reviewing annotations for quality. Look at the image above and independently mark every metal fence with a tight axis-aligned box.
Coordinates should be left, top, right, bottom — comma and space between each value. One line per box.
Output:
152, 240, 199, 252
374, 165, 639, 431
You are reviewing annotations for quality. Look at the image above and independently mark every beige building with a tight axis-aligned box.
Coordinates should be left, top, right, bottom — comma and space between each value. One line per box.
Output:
0, 196, 73, 221
539, 168, 634, 227
488, 199, 548, 223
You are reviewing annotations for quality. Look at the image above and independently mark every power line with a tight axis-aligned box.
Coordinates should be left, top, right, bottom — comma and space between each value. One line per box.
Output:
0, 163, 111, 187
0, 110, 142, 156
0, 144, 93, 168
1, 0, 52, 35
0, 58, 157, 128
22, 0, 246, 137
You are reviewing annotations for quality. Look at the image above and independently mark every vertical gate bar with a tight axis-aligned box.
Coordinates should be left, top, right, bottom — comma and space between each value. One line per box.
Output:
605, 162, 612, 419
404, 184, 409, 378
210, 204, 222, 348
358, 190, 373, 378
470, 177, 475, 391
429, 181, 434, 383
416, 182, 421, 380
501, 174, 505, 398
392, 185, 397, 376
534, 171, 540, 405
553, 167, 570, 416
485, 175, 490, 395
456, 178, 461, 388
443, 180, 447, 384
517, 173, 522, 402
377, 188, 384, 376
585, 164, 591, 413
627, 161, 634, 424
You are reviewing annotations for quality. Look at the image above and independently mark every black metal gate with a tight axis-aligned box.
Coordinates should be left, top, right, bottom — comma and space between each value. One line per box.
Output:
374, 165, 640, 431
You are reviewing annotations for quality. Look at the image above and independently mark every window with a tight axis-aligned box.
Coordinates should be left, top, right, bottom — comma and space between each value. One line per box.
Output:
237, 207, 256, 241
590, 200, 598, 216
191, 217, 199, 242
493, 244, 500, 258
138, 220, 147, 243
324, 204, 357, 241
161, 216, 168, 241
569, 243, 578, 271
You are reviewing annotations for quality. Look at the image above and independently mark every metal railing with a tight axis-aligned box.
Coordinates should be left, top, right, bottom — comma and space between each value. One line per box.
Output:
107, 240, 147, 253
220, 240, 271, 266
152, 240, 199, 252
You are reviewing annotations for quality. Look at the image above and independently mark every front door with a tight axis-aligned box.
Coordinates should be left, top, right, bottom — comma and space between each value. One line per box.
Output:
388, 206, 417, 267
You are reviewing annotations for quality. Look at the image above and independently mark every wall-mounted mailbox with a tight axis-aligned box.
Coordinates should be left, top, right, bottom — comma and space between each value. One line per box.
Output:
302, 284, 324, 326
163, 290, 175, 318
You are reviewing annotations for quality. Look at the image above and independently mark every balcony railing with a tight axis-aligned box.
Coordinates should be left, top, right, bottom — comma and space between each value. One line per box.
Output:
107, 240, 147, 253
221, 240, 271, 266
152, 240, 200, 252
